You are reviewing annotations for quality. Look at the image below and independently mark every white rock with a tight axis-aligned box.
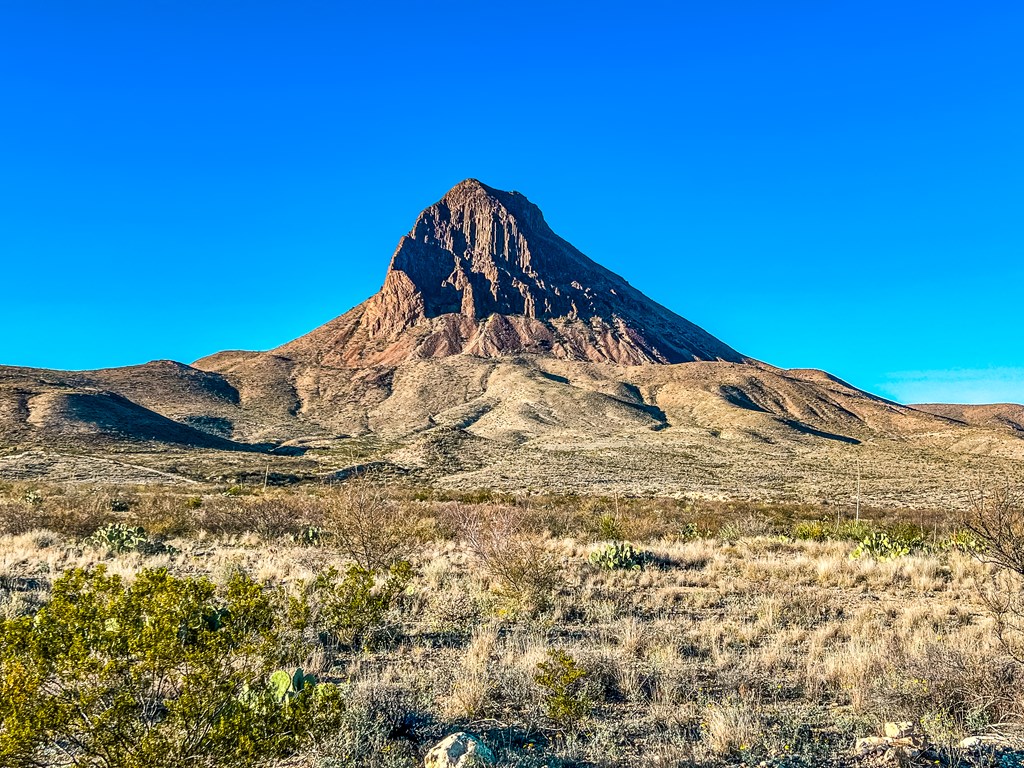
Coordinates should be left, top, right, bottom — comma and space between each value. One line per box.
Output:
424, 732, 495, 768
960, 735, 1013, 749
884, 721, 917, 739
854, 736, 890, 755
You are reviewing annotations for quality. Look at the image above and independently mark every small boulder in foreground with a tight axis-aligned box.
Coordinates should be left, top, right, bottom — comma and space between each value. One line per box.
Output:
424, 732, 495, 768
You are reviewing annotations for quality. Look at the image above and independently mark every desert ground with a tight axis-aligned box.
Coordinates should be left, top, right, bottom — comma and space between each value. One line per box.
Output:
3, 479, 1023, 767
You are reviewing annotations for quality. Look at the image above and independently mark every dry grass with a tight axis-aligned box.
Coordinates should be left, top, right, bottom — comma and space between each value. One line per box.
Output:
1, 482, 1022, 766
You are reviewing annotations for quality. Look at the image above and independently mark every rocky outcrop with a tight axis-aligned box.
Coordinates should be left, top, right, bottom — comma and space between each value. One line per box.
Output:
276, 179, 745, 367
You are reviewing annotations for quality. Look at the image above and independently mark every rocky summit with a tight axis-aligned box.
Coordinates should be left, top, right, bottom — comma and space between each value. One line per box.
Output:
275, 179, 746, 367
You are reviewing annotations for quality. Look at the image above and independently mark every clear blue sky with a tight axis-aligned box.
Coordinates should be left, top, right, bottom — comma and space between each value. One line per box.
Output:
1, 1, 1022, 404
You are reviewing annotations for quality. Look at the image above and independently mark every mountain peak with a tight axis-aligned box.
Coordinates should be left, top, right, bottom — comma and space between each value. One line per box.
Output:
277, 181, 745, 367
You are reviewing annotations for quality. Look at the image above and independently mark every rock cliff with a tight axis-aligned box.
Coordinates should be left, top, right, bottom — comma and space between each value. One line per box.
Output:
276, 179, 745, 367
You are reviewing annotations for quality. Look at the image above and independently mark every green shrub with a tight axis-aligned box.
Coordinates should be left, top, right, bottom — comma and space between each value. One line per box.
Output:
313, 560, 413, 649
596, 512, 622, 541
588, 541, 652, 570
940, 529, 986, 554
678, 521, 710, 541
793, 520, 874, 542
718, 522, 742, 542
792, 521, 828, 541
887, 521, 926, 544
834, 521, 874, 541
535, 649, 592, 727
0, 566, 343, 768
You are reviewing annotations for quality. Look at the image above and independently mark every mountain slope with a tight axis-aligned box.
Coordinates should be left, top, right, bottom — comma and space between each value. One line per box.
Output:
1, 179, 1021, 502
914, 403, 1024, 434
0, 363, 259, 451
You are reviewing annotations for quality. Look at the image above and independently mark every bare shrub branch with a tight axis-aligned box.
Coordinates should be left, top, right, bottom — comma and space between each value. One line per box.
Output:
445, 500, 558, 613
322, 478, 414, 572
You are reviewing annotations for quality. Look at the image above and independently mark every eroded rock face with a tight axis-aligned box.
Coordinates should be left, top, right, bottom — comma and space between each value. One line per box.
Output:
278, 179, 746, 367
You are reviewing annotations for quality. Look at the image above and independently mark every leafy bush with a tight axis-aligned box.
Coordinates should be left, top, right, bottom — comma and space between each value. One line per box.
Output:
535, 649, 592, 727
792, 520, 874, 543
596, 512, 622, 541
0, 566, 343, 768
834, 521, 874, 541
289, 525, 326, 547
939, 529, 986, 554
678, 521, 710, 541
588, 541, 652, 570
792, 521, 828, 541
313, 560, 413, 649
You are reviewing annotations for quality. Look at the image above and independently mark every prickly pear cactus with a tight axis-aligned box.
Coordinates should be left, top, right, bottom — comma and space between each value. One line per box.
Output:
269, 670, 293, 703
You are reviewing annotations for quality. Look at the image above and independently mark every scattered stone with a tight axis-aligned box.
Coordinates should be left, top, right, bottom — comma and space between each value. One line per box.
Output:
884, 722, 917, 740
960, 735, 1015, 749
853, 722, 928, 764
855, 723, 1024, 767
854, 736, 891, 756
424, 732, 495, 768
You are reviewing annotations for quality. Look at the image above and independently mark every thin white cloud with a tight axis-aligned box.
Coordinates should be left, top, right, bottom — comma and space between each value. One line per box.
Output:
876, 368, 1024, 405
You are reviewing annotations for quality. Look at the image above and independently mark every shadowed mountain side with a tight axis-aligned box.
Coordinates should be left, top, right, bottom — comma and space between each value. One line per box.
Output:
12, 389, 247, 450
0, 365, 273, 452
188, 352, 313, 442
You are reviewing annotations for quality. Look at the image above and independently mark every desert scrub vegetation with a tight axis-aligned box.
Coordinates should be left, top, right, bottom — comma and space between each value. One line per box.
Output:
0, 566, 345, 767
587, 540, 654, 570
1, 481, 1023, 766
